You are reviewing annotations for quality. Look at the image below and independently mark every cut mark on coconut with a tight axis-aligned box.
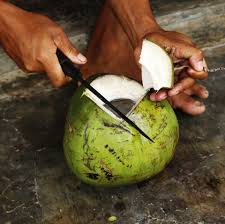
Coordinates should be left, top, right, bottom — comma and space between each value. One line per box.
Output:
83, 75, 146, 120
104, 99, 135, 117
103, 121, 133, 135
84, 40, 174, 120
86, 173, 99, 180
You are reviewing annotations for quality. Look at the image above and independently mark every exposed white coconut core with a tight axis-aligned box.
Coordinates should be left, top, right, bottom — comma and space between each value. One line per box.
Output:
139, 39, 174, 91
83, 75, 146, 120
83, 40, 174, 119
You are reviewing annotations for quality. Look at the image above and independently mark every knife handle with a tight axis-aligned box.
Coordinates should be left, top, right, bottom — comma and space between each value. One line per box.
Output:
56, 49, 83, 83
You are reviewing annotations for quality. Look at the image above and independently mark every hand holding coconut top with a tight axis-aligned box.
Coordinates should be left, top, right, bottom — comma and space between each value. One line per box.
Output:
109, 0, 208, 102
0, 1, 87, 87
0, 0, 209, 115
141, 30, 208, 102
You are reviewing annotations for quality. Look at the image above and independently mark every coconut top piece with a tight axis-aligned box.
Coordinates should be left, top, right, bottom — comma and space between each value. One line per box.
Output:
83, 75, 146, 119
139, 39, 174, 91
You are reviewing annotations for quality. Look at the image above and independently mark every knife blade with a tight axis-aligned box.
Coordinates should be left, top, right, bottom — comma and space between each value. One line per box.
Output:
56, 49, 154, 142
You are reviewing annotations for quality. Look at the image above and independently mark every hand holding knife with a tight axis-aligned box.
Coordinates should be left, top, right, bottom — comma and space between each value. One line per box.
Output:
56, 49, 154, 142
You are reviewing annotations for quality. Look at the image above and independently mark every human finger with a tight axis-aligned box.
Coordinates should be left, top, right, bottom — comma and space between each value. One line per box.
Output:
42, 53, 70, 87
53, 29, 87, 64
169, 92, 206, 115
184, 83, 209, 99
150, 89, 168, 101
168, 77, 195, 97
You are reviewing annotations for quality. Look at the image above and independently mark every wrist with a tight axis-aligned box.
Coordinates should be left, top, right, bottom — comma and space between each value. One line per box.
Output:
0, 1, 8, 35
135, 18, 163, 47
0, 2, 26, 34
108, 0, 163, 49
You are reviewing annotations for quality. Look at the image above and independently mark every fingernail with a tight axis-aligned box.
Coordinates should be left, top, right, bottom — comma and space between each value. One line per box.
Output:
77, 53, 87, 63
205, 90, 209, 96
174, 89, 180, 95
194, 101, 203, 107
196, 61, 203, 71
169, 89, 179, 96
159, 93, 167, 100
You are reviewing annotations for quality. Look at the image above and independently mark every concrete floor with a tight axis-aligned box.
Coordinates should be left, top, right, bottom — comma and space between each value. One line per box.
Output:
0, 1, 225, 223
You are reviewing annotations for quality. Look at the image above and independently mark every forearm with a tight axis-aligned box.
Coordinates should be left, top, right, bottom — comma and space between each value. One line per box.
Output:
0, 1, 9, 38
108, 0, 161, 48
0, 1, 26, 40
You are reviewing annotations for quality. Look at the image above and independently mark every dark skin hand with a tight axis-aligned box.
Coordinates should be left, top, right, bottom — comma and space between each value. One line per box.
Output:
0, 1, 87, 87
81, 1, 208, 115
108, 0, 208, 101
0, 0, 209, 115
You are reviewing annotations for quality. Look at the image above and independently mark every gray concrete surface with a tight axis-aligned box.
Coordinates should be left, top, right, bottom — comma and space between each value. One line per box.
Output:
0, 0, 225, 223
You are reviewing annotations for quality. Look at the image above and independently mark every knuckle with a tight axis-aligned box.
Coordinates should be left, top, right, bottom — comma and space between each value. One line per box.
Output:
52, 76, 65, 87
149, 32, 161, 40
39, 14, 50, 21
21, 67, 29, 73
52, 80, 62, 87
186, 37, 195, 45
53, 29, 65, 44
36, 51, 47, 62
187, 77, 195, 83
54, 33, 63, 44
24, 62, 35, 72
196, 49, 204, 57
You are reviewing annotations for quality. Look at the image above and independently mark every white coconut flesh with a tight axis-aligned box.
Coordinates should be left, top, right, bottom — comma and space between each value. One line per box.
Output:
83, 40, 174, 120
139, 39, 174, 91
83, 75, 146, 120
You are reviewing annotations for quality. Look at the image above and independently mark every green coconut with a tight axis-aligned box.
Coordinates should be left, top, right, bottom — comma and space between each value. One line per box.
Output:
63, 74, 179, 187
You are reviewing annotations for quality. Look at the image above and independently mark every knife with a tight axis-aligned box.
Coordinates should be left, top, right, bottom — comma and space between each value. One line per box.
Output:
56, 49, 154, 142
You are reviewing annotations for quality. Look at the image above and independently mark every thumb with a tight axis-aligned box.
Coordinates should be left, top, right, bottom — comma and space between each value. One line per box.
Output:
53, 31, 87, 64
179, 45, 204, 72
